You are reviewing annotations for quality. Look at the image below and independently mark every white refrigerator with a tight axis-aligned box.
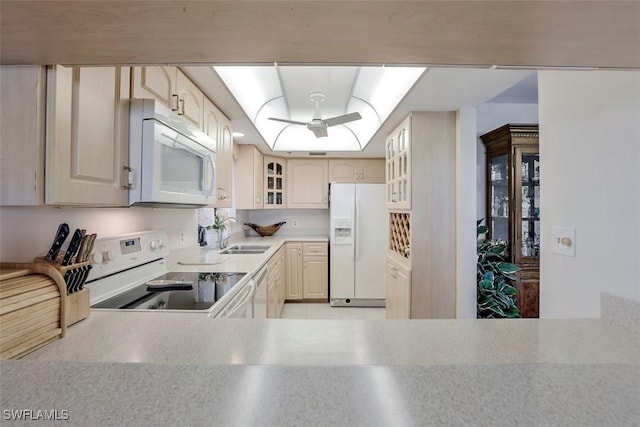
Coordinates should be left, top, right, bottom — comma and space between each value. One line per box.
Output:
329, 183, 388, 307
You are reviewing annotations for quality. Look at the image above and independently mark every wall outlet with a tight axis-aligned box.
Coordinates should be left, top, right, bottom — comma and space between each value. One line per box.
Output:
292, 220, 297, 227
179, 232, 185, 245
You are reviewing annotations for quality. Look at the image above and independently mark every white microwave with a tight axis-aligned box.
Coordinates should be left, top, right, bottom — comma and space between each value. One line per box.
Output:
129, 99, 216, 207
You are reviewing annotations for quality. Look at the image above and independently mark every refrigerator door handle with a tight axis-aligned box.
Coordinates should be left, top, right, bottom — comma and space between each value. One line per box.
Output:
351, 197, 356, 263
355, 196, 360, 262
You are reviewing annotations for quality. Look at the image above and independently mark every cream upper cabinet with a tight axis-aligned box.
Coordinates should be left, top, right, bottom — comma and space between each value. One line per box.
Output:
264, 156, 286, 209
285, 243, 303, 300
358, 159, 386, 183
287, 159, 328, 209
235, 144, 263, 209
328, 159, 385, 183
328, 159, 357, 182
131, 66, 178, 111
46, 65, 130, 206
131, 66, 204, 129
0, 66, 46, 205
175, 70, 204, 129
204, 97, 233, 207
385, 256, 411, 319
386, 115, 411, 209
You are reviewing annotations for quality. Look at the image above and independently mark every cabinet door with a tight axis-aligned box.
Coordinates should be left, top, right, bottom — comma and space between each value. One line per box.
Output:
0, 66, 46, 205
264, 156, 286, 208
175, 70, 204, 129
278, 251, 286, 315
131, 66, 177, 110
285, 243, 303, 300
235, 144, 263, 209
385, 257, 411, 319
359, 159, 386, 183
328, 159, 357, 182
287, 159, 328, 208
386, 115, 411, 209
303, 256, 328, 300
267, 271, 278, 319
46, 65, 129, 206
253, 149, 264, 209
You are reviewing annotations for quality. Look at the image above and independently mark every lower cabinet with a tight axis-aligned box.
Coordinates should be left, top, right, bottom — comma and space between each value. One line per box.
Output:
385, 256, 411, 319
285, 243, 303, 300
267, 246, 285, 318
303, 256, 328, 299
285, 242, 328, 302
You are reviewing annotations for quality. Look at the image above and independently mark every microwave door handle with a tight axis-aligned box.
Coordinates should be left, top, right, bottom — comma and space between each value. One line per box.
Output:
205, 154, 216, 197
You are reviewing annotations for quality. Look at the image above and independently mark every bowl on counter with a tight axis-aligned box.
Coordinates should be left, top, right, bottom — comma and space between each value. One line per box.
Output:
244, 222, 286, 237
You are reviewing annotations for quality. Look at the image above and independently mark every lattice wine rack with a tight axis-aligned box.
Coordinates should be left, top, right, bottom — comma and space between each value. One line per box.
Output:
389, 212, 411, 258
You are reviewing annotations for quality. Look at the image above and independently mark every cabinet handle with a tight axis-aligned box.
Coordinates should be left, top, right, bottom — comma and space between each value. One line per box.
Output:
171, 94, 180, 111
178, 99, 185, 115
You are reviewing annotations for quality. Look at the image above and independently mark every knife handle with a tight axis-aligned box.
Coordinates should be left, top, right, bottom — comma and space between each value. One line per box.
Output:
61, 229, 84, 266
45, 223, 70, 262
75, 235, 91, 264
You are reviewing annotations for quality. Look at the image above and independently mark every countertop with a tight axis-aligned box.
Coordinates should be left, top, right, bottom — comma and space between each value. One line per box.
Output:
4, 313, 639, 426
3, 236, 639, 426
167, 234, 328, 275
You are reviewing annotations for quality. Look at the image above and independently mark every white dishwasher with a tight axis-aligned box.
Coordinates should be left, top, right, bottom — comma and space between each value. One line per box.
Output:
252, 266, 268, 319
214, 279, 255, 318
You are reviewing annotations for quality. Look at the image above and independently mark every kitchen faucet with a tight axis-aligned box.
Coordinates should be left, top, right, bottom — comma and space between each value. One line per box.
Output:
218, 217, 238, 249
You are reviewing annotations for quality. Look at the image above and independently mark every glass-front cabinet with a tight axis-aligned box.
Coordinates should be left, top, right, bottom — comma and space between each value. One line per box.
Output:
481, 124, 540, 318
264, 156, 286, 209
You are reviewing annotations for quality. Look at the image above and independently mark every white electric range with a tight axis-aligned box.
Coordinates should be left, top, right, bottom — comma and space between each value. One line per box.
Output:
85, 230, 254, 317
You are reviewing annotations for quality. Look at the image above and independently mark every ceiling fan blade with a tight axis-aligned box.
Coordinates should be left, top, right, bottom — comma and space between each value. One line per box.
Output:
324, 112, 362, 127
268, 117, 308, 126
310, 126, 328, 138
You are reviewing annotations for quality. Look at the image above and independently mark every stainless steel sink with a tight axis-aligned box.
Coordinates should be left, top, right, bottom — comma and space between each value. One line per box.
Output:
219, 245, 271, 255
228, 245, 271, 250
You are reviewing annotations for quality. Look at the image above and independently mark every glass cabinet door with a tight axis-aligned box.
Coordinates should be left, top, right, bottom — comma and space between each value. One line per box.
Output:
264, 158, 285, 208
489, 153, 509, 242
518, 150, 540, 259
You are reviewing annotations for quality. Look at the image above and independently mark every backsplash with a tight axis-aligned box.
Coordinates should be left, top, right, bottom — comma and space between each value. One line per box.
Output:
243, 209, 329, 236
0, 207, 198, 262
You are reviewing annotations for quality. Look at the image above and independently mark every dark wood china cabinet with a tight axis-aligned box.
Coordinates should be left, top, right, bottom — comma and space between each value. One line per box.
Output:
481, 124, 540, 318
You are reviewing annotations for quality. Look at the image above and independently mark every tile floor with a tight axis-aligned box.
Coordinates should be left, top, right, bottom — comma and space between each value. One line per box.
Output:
280, 303, 386, 319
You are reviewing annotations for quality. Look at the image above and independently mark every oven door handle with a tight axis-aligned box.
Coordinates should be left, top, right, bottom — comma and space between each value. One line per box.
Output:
222, 280, 256, 318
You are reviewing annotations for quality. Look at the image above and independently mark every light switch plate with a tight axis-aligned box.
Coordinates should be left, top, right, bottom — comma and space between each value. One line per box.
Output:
552, 226, 576, 257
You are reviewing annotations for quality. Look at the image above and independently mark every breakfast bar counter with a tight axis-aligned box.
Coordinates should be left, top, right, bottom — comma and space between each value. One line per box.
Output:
1, 313, 638, 426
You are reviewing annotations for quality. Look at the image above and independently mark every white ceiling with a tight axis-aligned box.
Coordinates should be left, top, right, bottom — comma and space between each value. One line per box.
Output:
182, 66, 538, 157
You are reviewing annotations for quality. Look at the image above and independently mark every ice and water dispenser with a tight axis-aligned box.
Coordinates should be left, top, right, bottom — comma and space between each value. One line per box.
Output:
332, 218, 353, 245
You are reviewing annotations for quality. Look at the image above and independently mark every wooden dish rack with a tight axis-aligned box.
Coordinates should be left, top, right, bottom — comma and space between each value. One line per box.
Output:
0, 256, 91, 359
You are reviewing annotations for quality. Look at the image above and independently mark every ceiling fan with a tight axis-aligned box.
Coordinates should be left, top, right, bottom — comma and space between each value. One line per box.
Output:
268, 92, 361, 138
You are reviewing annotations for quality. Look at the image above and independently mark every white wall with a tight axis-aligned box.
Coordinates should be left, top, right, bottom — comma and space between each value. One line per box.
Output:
0, 207, 198, 262
539, 70, 640, 318
456, 107, 478, 318
476, 103, 539, 219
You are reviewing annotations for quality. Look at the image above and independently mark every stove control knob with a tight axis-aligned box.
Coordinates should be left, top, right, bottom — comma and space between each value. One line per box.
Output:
91, 252, 103, 264
102, 250, 117, 262
150, 239, 165, 250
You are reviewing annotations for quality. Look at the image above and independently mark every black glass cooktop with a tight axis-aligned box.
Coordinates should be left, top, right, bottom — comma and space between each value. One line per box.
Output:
92, 272, 247, 310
